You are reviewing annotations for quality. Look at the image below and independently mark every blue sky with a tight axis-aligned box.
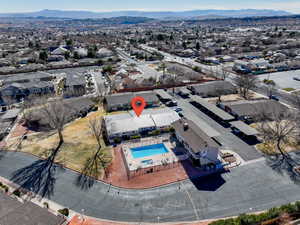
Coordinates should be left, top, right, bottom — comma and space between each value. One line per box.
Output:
1, 0, 300, 13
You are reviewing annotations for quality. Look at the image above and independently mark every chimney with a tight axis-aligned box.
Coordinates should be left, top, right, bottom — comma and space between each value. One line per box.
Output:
183, 122, 189, 131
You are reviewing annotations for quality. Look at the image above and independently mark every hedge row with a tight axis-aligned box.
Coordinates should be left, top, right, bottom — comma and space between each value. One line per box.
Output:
210, 202, 300, 225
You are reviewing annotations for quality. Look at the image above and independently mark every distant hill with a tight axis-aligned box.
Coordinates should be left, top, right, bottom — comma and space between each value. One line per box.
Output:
0, 9, 292, 19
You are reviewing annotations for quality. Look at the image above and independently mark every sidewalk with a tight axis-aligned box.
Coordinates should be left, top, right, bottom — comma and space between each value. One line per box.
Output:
68, 214, 212, 225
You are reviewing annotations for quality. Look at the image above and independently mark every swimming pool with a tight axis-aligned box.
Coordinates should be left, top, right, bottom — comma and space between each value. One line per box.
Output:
130, 143, 169, 159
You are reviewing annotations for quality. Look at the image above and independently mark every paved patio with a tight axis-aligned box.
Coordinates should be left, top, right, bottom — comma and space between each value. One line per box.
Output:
103, 146, 216, 188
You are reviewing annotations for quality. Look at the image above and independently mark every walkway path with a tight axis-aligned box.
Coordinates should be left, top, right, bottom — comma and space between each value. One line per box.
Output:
0, 151, 300, 223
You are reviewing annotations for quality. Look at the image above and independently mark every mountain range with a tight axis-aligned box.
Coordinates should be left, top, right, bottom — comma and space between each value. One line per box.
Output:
0, 9, 292, 20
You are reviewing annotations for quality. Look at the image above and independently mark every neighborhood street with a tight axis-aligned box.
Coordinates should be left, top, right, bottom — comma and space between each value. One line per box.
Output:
0, 151, 298, 223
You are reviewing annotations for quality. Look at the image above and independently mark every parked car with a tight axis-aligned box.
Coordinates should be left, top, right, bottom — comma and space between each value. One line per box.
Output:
178, 112, 184, 118
174, 108, 183, 112
269, 95, 279, 101
293, 77, 300, 81
166, 100, 177, 107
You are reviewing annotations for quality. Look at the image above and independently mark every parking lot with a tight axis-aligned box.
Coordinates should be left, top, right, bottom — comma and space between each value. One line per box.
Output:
259, 69, 300, 90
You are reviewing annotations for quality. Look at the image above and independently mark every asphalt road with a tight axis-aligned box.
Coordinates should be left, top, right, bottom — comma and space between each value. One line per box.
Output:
0, 151, 299, 223
117, 49, 162, 81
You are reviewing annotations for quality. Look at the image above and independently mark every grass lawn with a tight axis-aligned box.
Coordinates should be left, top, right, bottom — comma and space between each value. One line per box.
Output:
256, 140, 300, 155
282, 87, 296, 92
8, 107, 113, 179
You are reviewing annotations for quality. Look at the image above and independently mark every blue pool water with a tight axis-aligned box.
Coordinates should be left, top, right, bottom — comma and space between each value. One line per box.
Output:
130, 143, 169, 159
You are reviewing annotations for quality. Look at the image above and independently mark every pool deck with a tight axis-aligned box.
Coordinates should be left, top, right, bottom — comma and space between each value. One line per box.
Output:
122, 141, 182, 172
102, 146, 219, 189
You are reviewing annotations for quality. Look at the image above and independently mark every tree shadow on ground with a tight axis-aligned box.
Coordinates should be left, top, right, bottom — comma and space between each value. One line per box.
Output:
75, 149, 110, 190
0, 149, 6, 161
10, 142, 64, 198
266, 152, 300, 184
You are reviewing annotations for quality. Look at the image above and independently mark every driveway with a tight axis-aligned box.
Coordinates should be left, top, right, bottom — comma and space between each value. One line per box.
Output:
174, 97, 262, 161
0, 151, 299, 223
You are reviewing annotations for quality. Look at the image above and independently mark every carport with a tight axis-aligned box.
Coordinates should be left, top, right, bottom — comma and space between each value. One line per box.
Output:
155, 89, 173, 102
190, 95, 234, 121
230, 121, 259, 136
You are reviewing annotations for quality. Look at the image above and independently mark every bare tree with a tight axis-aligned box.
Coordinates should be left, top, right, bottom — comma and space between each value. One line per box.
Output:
257, 110, 300, 181
220, 65, 230, 80
88, 117, 102, 150
233, 75, 258, 99
76, 117, 111, 190
257, 111, 298, 157
215, 87, 228, 104
41, 98, 68, 145
24, 97, 69, 146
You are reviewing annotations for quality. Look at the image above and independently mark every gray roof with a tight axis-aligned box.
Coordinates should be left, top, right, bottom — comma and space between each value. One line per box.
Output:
172, 119, 220, 154
190, 95, 234, 121
230, 121, 259, 136
55, 73, 86, 87
189, 80, 237, 97
155, 89, 173, 100
105, 91, 159, 109
0, 192, 65, 225
26, 97, 94, 129
1, 109, 21, 120
0, 71, 54, 84
0, 121, 11, 134
1, 81, 54, 93
223, 99, 288, 117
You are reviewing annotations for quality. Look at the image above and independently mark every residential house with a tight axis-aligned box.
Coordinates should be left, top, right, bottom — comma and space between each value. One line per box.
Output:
188, 81, 237, 98
172, 119, 222, 168
220, 99, 288, 122
104, 91, 160, 112
103, 108, 180, 143
0, 81, 54, 104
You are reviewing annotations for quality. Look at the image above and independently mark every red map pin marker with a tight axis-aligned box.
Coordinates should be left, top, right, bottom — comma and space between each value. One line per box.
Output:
131, 96, 146, 117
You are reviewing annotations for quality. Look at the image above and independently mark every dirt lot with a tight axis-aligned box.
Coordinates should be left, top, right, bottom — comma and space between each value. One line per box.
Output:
251, 123, 300, 154
207, 91, 266, 104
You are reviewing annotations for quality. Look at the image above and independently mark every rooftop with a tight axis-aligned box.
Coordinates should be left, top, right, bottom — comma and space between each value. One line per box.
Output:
172, 119, 221, 155
190, 95, 234, 121
0, 192, 65, 225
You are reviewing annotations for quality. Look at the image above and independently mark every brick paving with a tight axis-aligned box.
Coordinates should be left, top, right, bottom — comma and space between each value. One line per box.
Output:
9, 121, 32, 139
69, 215, 211, 225
102, 147, 211, 189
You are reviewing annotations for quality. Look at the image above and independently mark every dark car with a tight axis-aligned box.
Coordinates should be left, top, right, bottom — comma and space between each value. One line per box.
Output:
174, 108, 183, 112
293, 77, 300, 81
269, 95, 279, 101
166, 100, 177, 107
178, 112, 184, 118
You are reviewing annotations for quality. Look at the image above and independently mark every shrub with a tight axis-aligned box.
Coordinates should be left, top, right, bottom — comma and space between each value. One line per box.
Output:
13, 189, 21, 197
58, 208, 69, 217
43, 202, 49, 209
150, 130, 161, 136
0, 182, 9, 193
113, 137, 121, 144
130, 135, 141, 140
210, 201, 300, 225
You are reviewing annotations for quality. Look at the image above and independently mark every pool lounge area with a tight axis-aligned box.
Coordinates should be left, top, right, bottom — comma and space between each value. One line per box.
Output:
121, 138, 188, 179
